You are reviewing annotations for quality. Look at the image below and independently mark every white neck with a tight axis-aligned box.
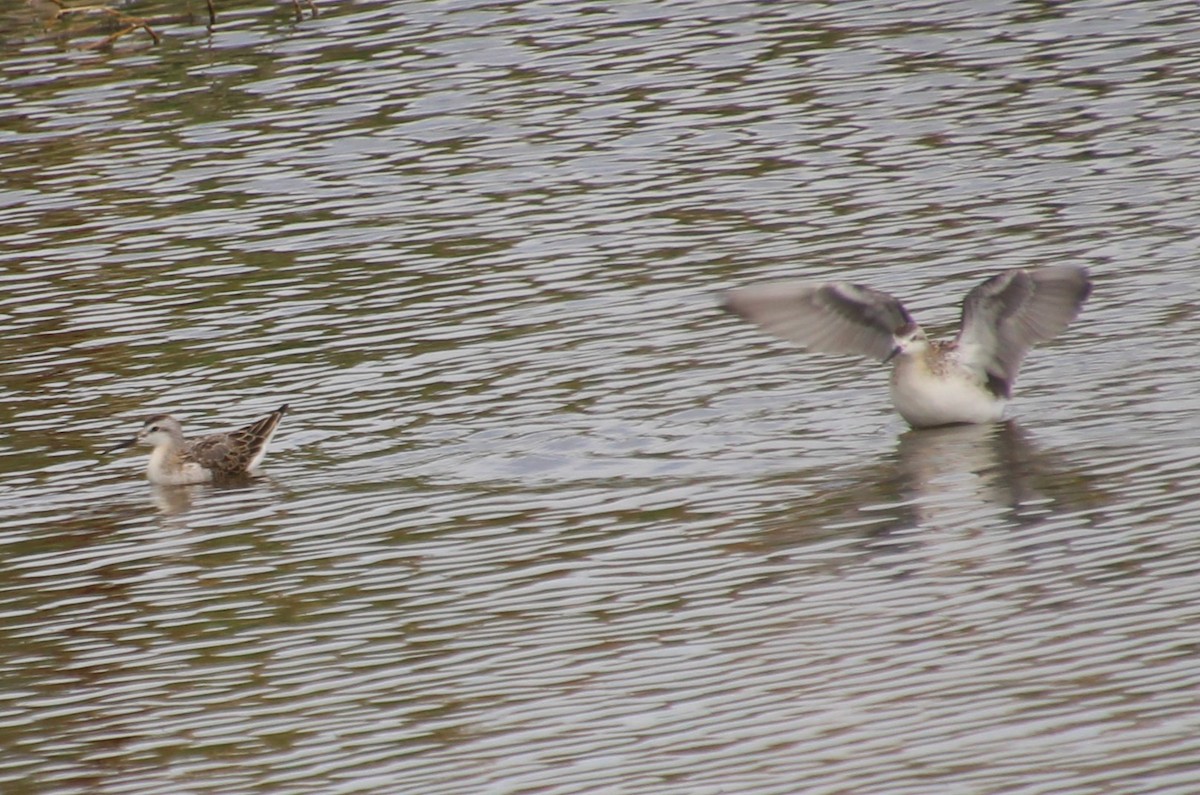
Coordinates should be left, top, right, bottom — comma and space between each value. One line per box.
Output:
146, 441, 211, 485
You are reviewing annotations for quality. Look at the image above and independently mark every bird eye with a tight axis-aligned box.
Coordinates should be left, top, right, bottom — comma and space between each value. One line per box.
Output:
148, 425, 159, 432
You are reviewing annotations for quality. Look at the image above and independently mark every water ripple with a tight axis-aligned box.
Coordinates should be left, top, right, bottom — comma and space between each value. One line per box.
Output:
1, 0, 1199, 793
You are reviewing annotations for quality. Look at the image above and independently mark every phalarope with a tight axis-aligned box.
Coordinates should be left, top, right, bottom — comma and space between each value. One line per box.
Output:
108, 404, 288, 484
721, 267, 1092, 428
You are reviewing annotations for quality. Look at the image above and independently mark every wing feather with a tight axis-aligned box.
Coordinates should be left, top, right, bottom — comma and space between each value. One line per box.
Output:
720, 279, 915, 362
957, 266, 1091, 388
185, 404, 287, 475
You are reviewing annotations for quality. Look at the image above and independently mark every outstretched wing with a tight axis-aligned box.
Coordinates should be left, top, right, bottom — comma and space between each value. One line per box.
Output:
187, 404, 288, 475
957, 266, 1092, 393
720, 279, 916, 361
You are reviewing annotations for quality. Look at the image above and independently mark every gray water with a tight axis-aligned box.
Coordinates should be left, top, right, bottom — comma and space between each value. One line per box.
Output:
2, 1, 1199, 793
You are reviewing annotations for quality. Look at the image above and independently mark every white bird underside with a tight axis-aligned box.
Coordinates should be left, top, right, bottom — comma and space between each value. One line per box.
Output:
888, 343, 1006, 427
721, 267, 1091, 428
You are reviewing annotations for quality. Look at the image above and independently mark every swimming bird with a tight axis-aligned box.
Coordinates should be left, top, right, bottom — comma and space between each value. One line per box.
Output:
721, 267, 1092, 428
107, 404, 288, 484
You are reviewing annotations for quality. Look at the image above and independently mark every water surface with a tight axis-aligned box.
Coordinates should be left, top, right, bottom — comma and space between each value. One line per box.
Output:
2, 1, 1199, 792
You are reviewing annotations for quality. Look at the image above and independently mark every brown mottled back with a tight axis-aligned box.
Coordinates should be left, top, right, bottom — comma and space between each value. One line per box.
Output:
185, 404, 287, 477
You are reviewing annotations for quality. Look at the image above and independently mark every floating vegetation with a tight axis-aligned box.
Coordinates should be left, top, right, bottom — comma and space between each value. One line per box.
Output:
35, 0, 318, 51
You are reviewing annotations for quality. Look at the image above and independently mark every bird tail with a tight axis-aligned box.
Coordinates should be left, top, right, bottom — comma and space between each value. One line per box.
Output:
242, 404, 288, 469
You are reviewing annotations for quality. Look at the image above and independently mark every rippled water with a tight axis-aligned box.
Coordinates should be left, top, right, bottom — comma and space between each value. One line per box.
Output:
2, 1, 1199, 792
